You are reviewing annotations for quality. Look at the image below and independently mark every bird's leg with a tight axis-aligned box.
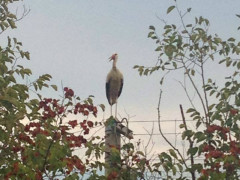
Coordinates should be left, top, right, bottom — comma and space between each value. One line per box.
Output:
115, 102, 118, 119
110, 105, 112, 117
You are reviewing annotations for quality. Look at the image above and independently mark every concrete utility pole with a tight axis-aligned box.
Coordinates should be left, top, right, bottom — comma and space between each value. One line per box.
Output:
105, 116, 133, 177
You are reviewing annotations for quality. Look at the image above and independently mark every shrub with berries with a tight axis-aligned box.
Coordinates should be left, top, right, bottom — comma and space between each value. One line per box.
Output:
2, 82, 104, 179
0, 1, 105, 178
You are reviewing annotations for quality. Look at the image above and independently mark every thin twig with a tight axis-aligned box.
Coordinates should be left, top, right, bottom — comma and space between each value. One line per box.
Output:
176, 78, 196, 109
143, 123, 155, 156
180, 104, 195, 180
200, 55, 210, 125
157, 89, 188, 169
182, 61, 208, 125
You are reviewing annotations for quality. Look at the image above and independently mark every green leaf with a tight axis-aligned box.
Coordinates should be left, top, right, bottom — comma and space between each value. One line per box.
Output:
225, 81, 231, 87
8, 13, 17, 19
160, 152, 172, 162
191, 69, 195, 76
51, 84, 58, 91
187, 147, 198, 156
177, 163, 183, 172
136, 151, 145, 156
24, 52, 30, 60
209, 90, 215, 96
99, 104, 105, 112
86, 148, 92, 157
173, 61, 177, 69
219, 59, 226, 64
186, 108, 195, 113
151, 36, 157, 40
205, 19, 209, 26
148, 31, 154, 38
190, 111, 200, 117
138, 66, 144, 76
205, 85, 212, 91
7, 75, 16, 83
160, 76, 164, 85
164, 25, 172, 29
172, 166, 177, 175
164, 45, 175, 57
133, 65, 139, 69
196, 120, 201, 129
167, 6, 175, 14
164, 29, 172, 34
155, 46, 161, 51
195, 132, 206, 143
226, 59, 232, 67
182, 130, 194, 140
214, 37, 222, 44
237, 62, 240, 69
7, 19, 17, 29
187, 8, 192, 12
179, 124, 185, 129
149, 25, 155, 30
228, 37, 235, 42
87, 97, 93, 105
24, 68, 32, 75
169, 149, 178, 159
33, 82, 38, 91
191, 164, 203, 173
144, 69, 149, 75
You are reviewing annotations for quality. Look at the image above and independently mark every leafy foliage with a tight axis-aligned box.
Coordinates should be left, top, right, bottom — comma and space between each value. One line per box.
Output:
4, 0, 240, 179
0, 1, 106, 179
135, 1, 240, 179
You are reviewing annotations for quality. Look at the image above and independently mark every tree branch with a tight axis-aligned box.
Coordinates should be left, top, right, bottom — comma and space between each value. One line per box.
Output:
157, 89, 188, 169
180, 104, 195, 180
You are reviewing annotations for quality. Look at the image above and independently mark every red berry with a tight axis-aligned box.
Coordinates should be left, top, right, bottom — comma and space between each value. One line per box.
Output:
230, 109, 238, 115
87, 121, 93, 128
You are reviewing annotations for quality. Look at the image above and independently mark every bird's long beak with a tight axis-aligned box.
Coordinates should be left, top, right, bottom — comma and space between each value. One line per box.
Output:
109, 57, 113, 61
109, 54, 117, 61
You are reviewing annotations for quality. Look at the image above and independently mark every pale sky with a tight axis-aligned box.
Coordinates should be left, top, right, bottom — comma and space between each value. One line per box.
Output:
4, 0, 240, 159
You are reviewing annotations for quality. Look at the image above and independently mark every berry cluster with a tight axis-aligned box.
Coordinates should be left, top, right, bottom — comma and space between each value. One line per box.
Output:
64, 87, 74, 98
39, 98, 63, 120
65, 156, 85, 175
18, 133, 34, 145
5, 87, 100, 179
4, 162, 19, 180
66, 134, 87, 148
206, 124, 229, 141
201, 124, 240, 177
107, 171, 118, 180
24, 122, 49, 137
74, 102, 98, 117
80, 119, 94, 135
229, 140, 240, 156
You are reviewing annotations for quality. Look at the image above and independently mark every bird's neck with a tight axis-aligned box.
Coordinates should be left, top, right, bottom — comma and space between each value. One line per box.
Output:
112, 59, 117, 68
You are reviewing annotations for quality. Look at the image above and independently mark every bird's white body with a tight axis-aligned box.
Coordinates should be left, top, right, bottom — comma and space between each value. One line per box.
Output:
106, 54, 124, 116
106, 67, 123, 105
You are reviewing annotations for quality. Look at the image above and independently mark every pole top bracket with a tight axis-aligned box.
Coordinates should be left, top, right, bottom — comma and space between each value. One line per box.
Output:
105, 116, 133, 139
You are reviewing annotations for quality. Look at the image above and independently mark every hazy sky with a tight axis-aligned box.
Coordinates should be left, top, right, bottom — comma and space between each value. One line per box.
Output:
4, 0, 240, 155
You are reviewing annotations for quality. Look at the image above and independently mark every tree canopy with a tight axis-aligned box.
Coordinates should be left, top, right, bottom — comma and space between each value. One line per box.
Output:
2, 0, 240, 179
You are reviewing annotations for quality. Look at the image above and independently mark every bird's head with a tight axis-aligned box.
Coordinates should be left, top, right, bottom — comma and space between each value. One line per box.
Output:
109, 53, 118, 61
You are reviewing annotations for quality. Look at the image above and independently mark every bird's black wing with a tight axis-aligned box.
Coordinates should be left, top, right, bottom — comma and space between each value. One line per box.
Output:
118, 78, 123, 97
106, 80, 111, 105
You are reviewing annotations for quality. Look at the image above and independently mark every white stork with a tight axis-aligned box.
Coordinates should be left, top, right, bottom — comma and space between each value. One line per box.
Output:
106, 53, 124, 117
